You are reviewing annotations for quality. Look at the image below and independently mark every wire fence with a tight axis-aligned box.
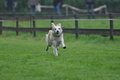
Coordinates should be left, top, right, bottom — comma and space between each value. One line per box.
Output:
0, 14, 120, 40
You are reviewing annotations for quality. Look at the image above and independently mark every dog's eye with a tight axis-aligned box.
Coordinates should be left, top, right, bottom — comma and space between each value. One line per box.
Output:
58, 28, 60, 30
55, 28, 56, 30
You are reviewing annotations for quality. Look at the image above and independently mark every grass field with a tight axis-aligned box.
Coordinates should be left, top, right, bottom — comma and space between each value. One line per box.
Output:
0, 31, 120, 80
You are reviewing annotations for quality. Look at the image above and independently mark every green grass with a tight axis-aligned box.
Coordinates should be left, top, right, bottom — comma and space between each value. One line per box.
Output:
0, 31, 120, 80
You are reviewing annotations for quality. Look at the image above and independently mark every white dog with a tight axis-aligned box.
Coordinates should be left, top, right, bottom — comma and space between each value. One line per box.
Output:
46, 23, 66, 56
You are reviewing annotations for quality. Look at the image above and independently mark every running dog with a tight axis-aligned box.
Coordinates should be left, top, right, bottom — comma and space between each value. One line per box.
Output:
46, 23, 66, 56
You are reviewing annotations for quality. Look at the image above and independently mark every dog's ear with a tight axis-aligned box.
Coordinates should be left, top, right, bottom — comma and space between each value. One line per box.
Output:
51, 23, 55, 28
58, 23, 61, 26
62, 26, 65, 29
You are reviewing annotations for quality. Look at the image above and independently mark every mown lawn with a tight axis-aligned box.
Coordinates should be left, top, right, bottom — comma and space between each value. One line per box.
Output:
0, 31, 120, 80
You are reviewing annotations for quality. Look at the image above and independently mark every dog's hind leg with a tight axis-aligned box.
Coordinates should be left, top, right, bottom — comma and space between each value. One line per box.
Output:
46, 46, 49, 51
46, 34, 52, 51
46, 44, 52, 51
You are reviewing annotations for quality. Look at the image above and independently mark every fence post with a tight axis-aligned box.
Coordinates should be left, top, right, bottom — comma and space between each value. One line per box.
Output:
16, 17, 19, 35
65, 7, 68, 16
51, 16, 54, 23
30, 15, 33, 34
109, 14, 114, 40
74, 14, 79, 39
33, 16, 36, 37
0, 21, 2, 35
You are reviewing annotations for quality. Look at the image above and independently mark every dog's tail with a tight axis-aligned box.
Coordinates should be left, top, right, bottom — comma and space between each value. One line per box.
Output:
45, 34, 48, 42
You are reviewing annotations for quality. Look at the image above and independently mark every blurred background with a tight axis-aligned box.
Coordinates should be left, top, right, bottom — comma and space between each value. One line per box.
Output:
0, 0, 120, 16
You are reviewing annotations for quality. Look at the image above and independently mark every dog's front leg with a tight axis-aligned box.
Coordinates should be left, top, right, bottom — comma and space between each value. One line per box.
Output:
61, 40, 66, 49
52, 47, 58, 56
61, 35, 66, 49
52, 41, 58, 56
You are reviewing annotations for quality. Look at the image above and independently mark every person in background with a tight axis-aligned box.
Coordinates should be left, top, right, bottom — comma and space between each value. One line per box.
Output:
28, 0, 39, 16
5, 0, 17, 16
53, 0, 63, 16
85, 0, 95, 19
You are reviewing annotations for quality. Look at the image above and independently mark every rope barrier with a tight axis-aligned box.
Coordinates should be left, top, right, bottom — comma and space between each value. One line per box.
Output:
40, 4, 108, 13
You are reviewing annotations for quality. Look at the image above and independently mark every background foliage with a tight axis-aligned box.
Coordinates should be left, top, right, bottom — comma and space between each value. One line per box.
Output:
0, 0, 120, 12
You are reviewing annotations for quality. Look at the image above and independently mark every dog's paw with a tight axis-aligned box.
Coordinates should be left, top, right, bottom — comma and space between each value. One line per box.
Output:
63, 46, 66, 49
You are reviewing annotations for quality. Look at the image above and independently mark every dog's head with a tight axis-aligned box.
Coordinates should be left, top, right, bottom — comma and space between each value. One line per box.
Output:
51, 23, 63, 37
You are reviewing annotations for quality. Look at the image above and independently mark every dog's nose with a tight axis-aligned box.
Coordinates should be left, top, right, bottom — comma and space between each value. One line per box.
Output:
56, 31, 59, 34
